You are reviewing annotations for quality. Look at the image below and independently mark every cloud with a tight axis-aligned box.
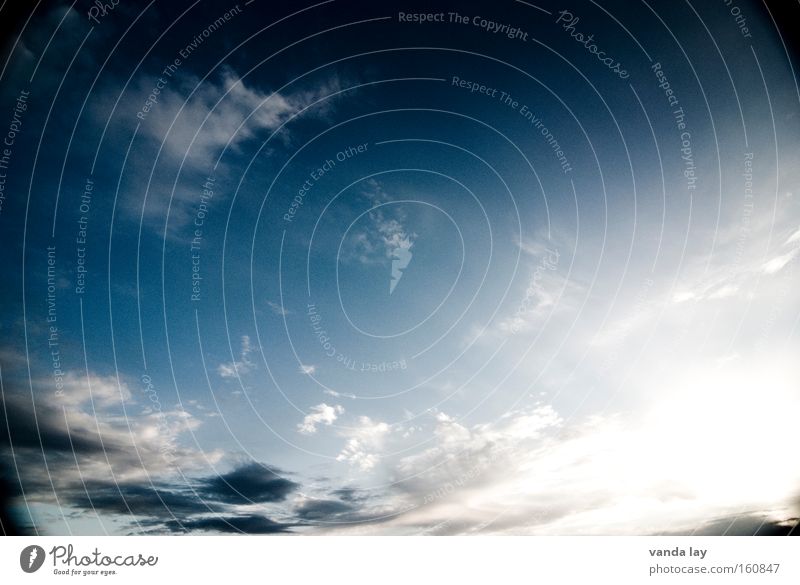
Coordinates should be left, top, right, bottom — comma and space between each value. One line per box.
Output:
3, 358, 798, 535
199, 462, 299, 505
0, 372, 312, 533
343, 180, 417, 267
134, 66, 340, 168
761, 248, 799, 274
267, 301, 290, 316
63, 469, 301, 534
379, 219, 415, 256
391, 406, 561, 500
294, 498, 355, 521
0, 372, 213, 491
785, 227, 800, 246
324, 388, 356, 399
105, 67, 344, 237
663, 514, 798, 536
467, 239, 579, 343
297, 404, 343, 435
0, 368, 311, 534
217, 335, 255, 379
162, 515, 295, 534
298, 364, 316, 375
37, 461, 300, 534
67, 481, 215, 518
668, 205, 800, 303
0, 371, 213, 527
336, 416, 391, 470
327, 354, 800, 535
330, 487, 366, 503
495, 244, 565, 335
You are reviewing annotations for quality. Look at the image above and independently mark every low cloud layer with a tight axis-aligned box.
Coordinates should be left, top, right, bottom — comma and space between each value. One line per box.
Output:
2, 361, 798, 535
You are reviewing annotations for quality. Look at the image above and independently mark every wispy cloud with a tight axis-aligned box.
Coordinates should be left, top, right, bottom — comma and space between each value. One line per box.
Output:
267, 301, 291, 316
109, 67, 344, 235
324, 388, 356, 400
133, 66, 340, 168
217, 335, 255, 379
761, 248, 799, 274
467, 238, 579, 344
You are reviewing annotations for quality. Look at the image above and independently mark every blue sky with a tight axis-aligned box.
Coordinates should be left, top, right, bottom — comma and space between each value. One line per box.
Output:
1, 0, 799, 535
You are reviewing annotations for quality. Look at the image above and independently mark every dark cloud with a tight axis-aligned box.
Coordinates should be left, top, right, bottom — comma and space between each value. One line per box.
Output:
0, 466, 29, 535
294, 499, 354, 521
4, 374, 798, 535
0, 395, 114, 455
67, 481, 217, 518
200, 462, 299, 505
162, 515, 295, 534
331, 487, 366, 503
0, 376, 320, 534
662, 514, 799, 536
49, 465, 303, 533
0, 376, 194, 503
13, 463, 307, 534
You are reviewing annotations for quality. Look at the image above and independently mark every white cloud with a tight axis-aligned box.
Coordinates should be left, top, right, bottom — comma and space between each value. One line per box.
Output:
378, 218, 415, 255
115, 68, 343, 235
761, 248, 799, 274
784, 226, 800, 246
298, 364, 316, 375
317, 159, 800, 535
672, 290, 697, 303
469, 240, 578, 343
336, 416, 391, 470
137, 66, 339, 166
217, 335, 255, 379
5, 371, 221, 494
707, 283, 739, 299
297, 403, 343, 435
669, 204, 800, 302
337, 354, 800, 535
392, 406, 561, 495
324, 388, 356, 399
343, 180, 417, 267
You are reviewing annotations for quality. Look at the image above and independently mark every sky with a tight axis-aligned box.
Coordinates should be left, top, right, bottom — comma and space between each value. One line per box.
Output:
0, 0, 799, 535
